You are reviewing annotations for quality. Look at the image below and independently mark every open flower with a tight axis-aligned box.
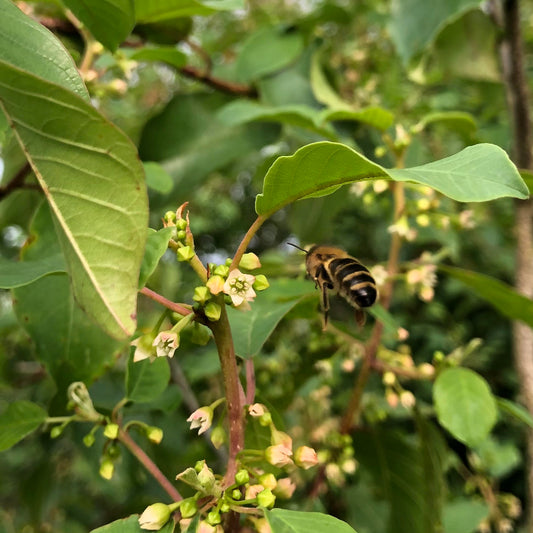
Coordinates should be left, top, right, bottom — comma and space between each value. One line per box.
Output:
152, 331, 179, 358
223, 269, 256, 306
187, 406, 213, 435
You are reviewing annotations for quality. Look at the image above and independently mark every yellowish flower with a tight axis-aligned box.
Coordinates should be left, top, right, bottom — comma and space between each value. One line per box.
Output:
223, 269, 256, 306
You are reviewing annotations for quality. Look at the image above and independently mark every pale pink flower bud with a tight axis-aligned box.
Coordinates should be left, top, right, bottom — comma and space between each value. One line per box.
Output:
274, 477, 296, 499
294, 446, 318, 470
265, 443, 293, 467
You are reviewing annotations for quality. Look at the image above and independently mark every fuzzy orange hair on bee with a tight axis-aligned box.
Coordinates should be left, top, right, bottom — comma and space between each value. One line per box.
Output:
289, 243, 378, 327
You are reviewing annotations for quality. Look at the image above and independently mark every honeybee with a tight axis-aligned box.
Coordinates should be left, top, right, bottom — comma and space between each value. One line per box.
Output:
289, 244, 378, 327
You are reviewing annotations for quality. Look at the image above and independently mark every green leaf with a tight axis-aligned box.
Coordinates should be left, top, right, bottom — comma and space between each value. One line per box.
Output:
0, 401, 47, 451
139, 227, 173, 288
227, 279, 315, 359
497, 397, 533, 429
126, 356, 170, 403
474, 437, 521, 478
134, 0, 243, 22
216, 100, 335, 138
441, 266, 533, 328
255, 142, 528, 217
143, 161, 174, 194
414, 111, 477, 140
388, 0, 482, 64
236, 26, 305, 83
353, 425, 444, 533
12, 204, 124, 387
0, 0, 88, 100
433, 367, 497, 447
62, 0, 135, 52
0, 254, 65, 288
131, 46, 187, 69
265, 508, 357, 533
0, 60, 148, 339
90, 514, 175, 532
321, 107, 395, 132
442, 499, 489, 533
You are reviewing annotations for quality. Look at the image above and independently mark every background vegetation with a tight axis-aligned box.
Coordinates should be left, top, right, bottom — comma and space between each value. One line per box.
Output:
1, 1, 533, 532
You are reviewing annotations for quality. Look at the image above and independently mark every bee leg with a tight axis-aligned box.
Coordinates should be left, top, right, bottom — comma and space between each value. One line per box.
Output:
321, 285, 330, 330
355, 309, 366, 328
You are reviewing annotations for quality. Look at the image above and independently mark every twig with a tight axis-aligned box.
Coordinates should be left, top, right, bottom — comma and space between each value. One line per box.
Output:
0, 163, 33, 200
118, 428, 182, 502
230, 215, 267, 271
179, 65, 257, 97
140, 287, 193, 316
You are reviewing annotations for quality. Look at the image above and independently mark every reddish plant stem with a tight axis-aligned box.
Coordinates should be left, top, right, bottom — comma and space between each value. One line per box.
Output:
118, 428, 182, 502
208, 303, 244, 488
245, 359, 256, 405
179, 65, 257, 97
0, 162, 32, 200
140, 287, 193, 316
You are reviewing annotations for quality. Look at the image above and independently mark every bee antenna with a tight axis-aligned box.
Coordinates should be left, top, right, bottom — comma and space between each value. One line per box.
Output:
287, 242, 308, 253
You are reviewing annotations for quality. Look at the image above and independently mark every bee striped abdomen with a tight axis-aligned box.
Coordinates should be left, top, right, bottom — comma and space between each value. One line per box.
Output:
328, 258, 377, 309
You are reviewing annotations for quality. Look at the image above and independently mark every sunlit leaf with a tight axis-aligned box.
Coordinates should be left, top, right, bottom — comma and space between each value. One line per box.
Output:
134, 0, 243, 22
255, 142, 528, 217
434, 367, 497, 447
0, 60, 148, 339
0, 401, 47, 452
62, 0, 135, 51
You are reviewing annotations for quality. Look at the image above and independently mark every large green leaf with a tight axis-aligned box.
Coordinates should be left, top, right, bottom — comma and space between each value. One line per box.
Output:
441, 266, 533, 328
0, 401, 47, 452
227, 279, 314, 359
62, 0, 135, 51
353, 425, 445, 533
255, 142, 527, 217
0, 254, 65, 288
0, 0, 88, 99
125, 355, 170, 403
0, 60, 148, 339
13, 204, 124, 387
134, 0, 243, 22
388, 0, 482, 64
433, 368, 497, 447
265, 509, 357, 533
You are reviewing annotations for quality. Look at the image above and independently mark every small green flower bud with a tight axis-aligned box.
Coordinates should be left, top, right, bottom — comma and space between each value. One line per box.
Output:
235, 469, 250, 485
193, 286, 211, 304
259, 473, 277, 490
220, 502, 230, 513
374, 146, 387, 158
176, 230, 187, 241
213, 264, 229, 277
50, 426, 63, 439
195, 460, 206, 473
257, 488, 276, 509
146, 426, 163, 444
164, 211, 176, 225
197, 463, 216, 489
206, 510, 221, 525
239, 252, 261, 270
104, 423, 119, 440
232, 489, 243, 500
139, 502, 172, 530
210, 426, 226, 449
259, 412, 272, 427
205, 302, 221, 322
253, 274, 269, 291
176, 218, 188, 230
83, 432, 96, 447
179, 498, 198, 519
99, 458, 114, 480
177, 246, 195, 262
